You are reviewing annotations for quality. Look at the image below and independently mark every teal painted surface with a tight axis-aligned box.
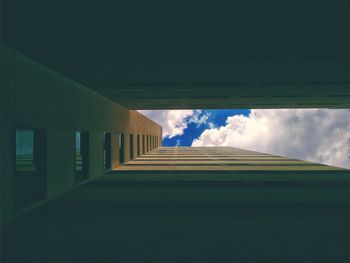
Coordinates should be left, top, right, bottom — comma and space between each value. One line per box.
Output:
2, 1, 350, 109
3, 169, 350, 262
0, 46, 161, 222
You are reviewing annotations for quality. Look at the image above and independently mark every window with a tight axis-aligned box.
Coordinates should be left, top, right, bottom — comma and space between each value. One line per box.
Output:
119, 133, 125, 164
147, 135, 149, 152
137, 134, 140, 156
142, 135, 145, 154
104, 132, 112, 171
130, 134, 134, 160
75, 131, 89, 182
15, 129, 46, 210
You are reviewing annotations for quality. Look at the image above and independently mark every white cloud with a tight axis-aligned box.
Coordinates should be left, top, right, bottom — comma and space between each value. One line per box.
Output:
139, 109, 211, 138
138, 110, 193, 138
192, 109, 350, 169
208, 122, 216, 129
188, 110, 211, 127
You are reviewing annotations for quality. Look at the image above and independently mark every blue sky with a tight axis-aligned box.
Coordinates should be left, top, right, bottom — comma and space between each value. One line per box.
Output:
139, 109, 350, 169
163, 109, 250, 146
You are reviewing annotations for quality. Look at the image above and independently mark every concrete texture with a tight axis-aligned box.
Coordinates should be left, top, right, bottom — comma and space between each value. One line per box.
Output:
116, 147, 345, 171
0, 46, 162, 222
2, 157, 350, 262
2, 1, 350, 259
2, 1, 350, 109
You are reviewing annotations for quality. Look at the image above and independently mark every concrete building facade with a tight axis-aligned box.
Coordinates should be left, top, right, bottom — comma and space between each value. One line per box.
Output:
2, 1, 350, 261
2, 1, 350, 110
1, 43, 350, 262
2, 147, 350, 262
1, 46, 162, 222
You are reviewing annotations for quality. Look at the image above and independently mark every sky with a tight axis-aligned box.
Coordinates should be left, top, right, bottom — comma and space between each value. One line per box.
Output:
139, 109, 350, 169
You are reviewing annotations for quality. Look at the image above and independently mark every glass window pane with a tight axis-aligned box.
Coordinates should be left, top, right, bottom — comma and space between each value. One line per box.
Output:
130, 134, 134, 160
142, 135, 145, 154
119, 133, 124, 164
15, 128, 46, 210
75, 131, 82, 172
16, 130, 35, 172
104, 132, 111, 170
75, 131, 89, 182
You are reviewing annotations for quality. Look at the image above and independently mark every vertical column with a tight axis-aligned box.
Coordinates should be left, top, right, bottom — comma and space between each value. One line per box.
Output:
89, 131, 104, 179
111, 132, 120, 168
133, 134, 138, 158
146, 135, 149, 152
124, 133, 130, 163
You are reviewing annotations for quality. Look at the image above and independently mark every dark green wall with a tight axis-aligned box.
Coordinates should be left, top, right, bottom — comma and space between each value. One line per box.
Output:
0, 46, 162, 222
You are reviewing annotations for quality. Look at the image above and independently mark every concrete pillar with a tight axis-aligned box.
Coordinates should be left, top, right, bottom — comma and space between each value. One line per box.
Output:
133, 134, 138, 158
124, 133, 130, 163
111, 132, 120, 169
89, 131, 104, 179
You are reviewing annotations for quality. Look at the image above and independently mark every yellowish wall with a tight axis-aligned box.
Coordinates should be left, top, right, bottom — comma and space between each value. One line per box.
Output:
0, 46, 162, 222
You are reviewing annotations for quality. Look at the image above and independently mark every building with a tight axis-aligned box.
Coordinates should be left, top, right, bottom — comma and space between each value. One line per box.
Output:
2, 1, 350, 262
1, 46, 162, 222
2, 146, 350, 262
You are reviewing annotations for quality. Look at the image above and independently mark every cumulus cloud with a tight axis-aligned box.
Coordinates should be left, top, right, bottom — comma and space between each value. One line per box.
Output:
192, 109, 350, 169
208, 122, 216, 129
188, 110, 211, 127
139, 110, 193, 138
139, 109, 211, 138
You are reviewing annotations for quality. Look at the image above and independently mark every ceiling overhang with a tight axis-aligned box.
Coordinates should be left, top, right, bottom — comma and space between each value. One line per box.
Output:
3, 1, 350, 109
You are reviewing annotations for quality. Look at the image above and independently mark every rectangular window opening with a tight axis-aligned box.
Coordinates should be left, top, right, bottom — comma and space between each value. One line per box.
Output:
15, 128, 46, 210
130, 134, 134, 160
119, 133, 125, 164
104, 132, 112, 171
75, 131, 89, 183
142, 135, 145, 154
147, 135, 149, 152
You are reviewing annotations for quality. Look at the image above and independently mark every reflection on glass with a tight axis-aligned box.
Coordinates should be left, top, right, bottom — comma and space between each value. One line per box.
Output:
75, 131, 82, 172
15, 128, 46, 210
142, 135, 145, 154
75, 131, 89, 182
16, 130, 35, 172
104, 132, 111, 170
119, 133, 124, 164
130, 134, 134, 160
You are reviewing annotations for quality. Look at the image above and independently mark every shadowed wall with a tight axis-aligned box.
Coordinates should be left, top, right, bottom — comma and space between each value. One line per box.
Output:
0, 46, 162, 222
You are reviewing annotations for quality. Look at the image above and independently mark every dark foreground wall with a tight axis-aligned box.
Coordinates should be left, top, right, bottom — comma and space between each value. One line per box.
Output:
0, 46, 162, 222
3, 170, 350, 263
